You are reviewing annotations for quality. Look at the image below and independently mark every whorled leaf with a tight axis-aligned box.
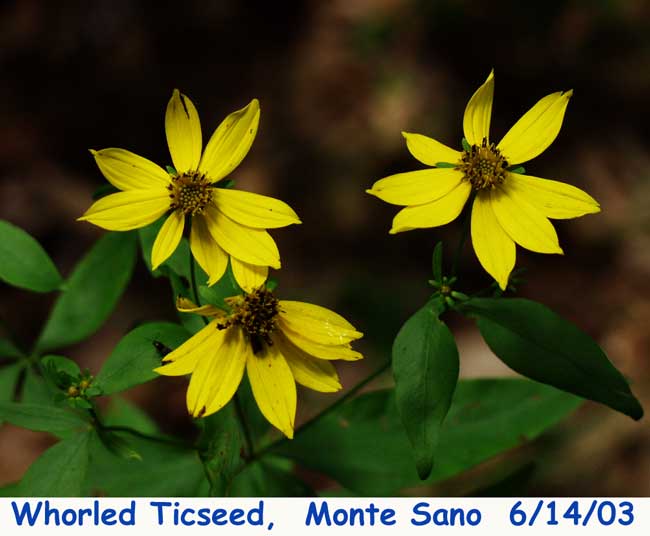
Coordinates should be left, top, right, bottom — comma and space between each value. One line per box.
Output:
274, 379, 581, 495
0, 219, 63, 293
392, 298, 458, 479
458, 298, 643, 420
35, 232, 137, 352
95, 322, 190, 395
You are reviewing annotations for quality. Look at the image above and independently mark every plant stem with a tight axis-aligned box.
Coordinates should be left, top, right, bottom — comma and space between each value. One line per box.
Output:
234, 393, 254, 459
189, 254, 203, 314
252, 358, 392, 460
102, 425, 194, 449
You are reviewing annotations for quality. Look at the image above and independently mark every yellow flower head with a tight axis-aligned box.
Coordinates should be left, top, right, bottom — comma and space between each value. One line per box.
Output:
79, 90, 301, 291
154, 288, 364, 438
367, 71, 601, 289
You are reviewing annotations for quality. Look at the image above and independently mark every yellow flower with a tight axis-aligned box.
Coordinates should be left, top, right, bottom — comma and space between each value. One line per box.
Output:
79, 90, 301, 291
367, 71, 600, 290
154, 288, 364, 438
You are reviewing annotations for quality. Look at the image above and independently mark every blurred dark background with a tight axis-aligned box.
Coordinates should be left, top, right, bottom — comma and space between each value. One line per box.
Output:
1, 0, 649, 495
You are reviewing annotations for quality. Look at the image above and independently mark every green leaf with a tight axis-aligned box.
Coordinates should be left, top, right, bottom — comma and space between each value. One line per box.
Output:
0, 338, 24, 360
432, 242, 443, 282
103, 397, 159, 434
0, 362, 23, 400
17, 432, 91, 496
0, 362, 24, 424
0, 402, 90, 437
0, 220, 63, 293
196, 403, 244, 496
392, 301, 459, 479
95, 322, 190, 395
434, 162, 457, 168
461, 137, 471, 151
198, 261, 242, 309
459, 298, 643, 420
42, 354, 81, 377
86, 432, 203, 496
276, 379, 580, 495
508, 166, 526, 174
35, 232, 137, 352
21, 368, 53, 404
230, 457, 314, 496
0, 482, 20, 497
165, 165, 178, 176
87, 397, 203, 496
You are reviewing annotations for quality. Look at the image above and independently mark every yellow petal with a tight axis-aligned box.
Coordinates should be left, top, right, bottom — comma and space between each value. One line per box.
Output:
367, 168, 464, 206
402, 132, 461, 166
151, 211, 185, 270
471, 192, 516, 290
463, 70, 494, 145
505, 173, 600, 220
491, 184, 563, 254
274, 332, 341, 393
212, 188, 301, 228
246, 341, 296, 439
90, 148, 171, 190
176, 296, 224, 317
154, 320, 222, 376
203, 328, 248, 416
231, 257, 268, 292
389, 180, 471, 234
203, 207, 280, 269
190, 215, 229, 285
78, 189, 170, 231
185, 330, 231, 418
199, 99, 260, 182
280, 323, 363, 361
278, 300, 363, 345
497, 90, 572, 165
165, 89, 202, 173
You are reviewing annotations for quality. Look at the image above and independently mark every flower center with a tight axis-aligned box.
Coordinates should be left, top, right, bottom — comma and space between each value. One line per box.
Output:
457, 138, 508, 190
168, 171, 212, 215
219, 288, 279, 354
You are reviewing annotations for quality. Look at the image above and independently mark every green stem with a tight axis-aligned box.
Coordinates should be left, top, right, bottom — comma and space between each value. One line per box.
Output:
102, 425, 194, 449
252, 358, 392, 461
189, 254, 203, 314
234, 393, 255, 459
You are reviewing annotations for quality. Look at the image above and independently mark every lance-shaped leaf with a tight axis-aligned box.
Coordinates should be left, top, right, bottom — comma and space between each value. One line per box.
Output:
274, 379, 580, 495
0, 402, 91, 438
17, 431, 91, 496
95, 322, 190, 395
0, 220, 63, 293
392, 298, 459, 479
458, 298, 643, 420
35, 232, 137, 352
